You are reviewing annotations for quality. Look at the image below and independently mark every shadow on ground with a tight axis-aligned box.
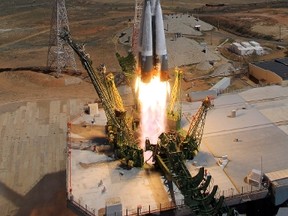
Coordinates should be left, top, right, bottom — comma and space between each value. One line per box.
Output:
0, 171, 76, 216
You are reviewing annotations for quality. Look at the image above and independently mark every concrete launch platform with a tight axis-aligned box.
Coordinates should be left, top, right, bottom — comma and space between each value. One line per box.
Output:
184, 85, 288, 194
68, 85, 288, 215
70, 150, 172, 215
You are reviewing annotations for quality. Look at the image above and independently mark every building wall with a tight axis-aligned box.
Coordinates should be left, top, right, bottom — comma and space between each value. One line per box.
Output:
210, 77, 231, 94
249, 63, 283, 85
188, 89, 217, 101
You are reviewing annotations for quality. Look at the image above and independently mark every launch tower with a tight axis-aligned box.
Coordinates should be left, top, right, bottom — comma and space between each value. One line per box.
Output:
47, 0, 77, 77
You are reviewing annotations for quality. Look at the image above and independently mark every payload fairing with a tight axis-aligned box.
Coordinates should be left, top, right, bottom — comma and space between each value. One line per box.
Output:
138, 0, 169, 83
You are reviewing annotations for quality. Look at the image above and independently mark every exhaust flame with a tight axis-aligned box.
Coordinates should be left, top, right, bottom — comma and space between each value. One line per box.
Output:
136, 75, 170, 150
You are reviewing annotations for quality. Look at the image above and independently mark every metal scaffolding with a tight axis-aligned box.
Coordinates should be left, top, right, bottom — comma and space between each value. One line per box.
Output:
47, 0, 77, 76
132, 0, 144, 56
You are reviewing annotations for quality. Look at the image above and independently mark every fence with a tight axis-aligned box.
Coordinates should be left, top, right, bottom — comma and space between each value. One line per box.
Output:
67, 198, 96, 216
218, 183, 268, 198
123, 201, 178, 216
68, 183, 268, 216
67, 196, 180, 216
67, 183, 267, 216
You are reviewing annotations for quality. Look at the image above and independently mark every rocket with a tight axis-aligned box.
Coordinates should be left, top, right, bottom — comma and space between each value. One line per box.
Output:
138, 0, 169, 83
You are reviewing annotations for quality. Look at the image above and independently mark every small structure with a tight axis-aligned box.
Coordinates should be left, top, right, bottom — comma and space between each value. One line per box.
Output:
229, 41, 265, 56
246, 169, 262, 187
194, 24, 201, 31
249, 58, 288, 86
230, 42, 247, 56
240, 42, 254, 55
231, 110, 236, 118
265, 169, 288, 206
87, 103, 99, 116
106, 197, 122, 216
209, 77, 231, 95
250, 41, 265, 55
188, 90, 217, 102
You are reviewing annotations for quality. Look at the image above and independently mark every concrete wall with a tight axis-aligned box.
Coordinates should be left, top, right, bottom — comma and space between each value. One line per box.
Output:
188, 90, 217, 102
273, 184, 288, 206
210, 77, 231, 94
249, 63, 283, 85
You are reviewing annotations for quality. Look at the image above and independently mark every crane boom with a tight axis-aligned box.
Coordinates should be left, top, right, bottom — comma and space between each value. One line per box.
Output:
146, 131, 229, 215
167, 68, 182, 130
167, 68, 182, 115
186, 97, 211, 141
180, 97, 212, 159
60, 30, 120, 127
106, 73, 125, 112
60, 30, 143, 167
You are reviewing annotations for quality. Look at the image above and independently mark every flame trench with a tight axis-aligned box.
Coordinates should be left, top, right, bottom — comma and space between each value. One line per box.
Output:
136, 75, 170, 150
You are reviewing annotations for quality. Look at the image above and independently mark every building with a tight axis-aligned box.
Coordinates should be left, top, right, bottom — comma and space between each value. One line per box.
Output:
210, 77, 231, 95
230, 42, 247, 56
230, 41, 265, 56
249, 58, 288, 86
250, 41, 265, 55
241, 42, 254, 55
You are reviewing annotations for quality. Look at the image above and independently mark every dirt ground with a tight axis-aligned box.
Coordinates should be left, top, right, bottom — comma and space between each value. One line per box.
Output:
200, 7, 288, 42
0, 0, 287, 215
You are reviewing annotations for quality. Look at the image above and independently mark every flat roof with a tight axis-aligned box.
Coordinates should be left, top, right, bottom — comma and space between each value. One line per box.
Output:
183, 86, 288, 192
253, 58, 288, 80
276, 58, 288, 65
265, 169, 288, 183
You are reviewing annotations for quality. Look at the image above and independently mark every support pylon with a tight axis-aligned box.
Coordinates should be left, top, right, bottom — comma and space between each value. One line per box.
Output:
47, 0, 77, 77
132, 0, 144, 56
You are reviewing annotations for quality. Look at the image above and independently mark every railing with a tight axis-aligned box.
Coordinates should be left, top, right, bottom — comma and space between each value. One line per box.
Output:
67, 196, 180, 216
124, 201, 177, 216
67, 197, 96, 216
67, 184, 268, 216
216, 183, 268, 199
216, 184, 269, 207
66, 169, 268, 216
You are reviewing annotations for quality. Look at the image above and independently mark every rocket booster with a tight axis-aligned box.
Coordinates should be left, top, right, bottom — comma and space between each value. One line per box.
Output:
138, 0, 169, 83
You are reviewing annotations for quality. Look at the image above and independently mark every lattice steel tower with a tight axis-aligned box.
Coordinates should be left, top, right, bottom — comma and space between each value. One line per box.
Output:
47, 0, 77, 76
132, 0, 144, 56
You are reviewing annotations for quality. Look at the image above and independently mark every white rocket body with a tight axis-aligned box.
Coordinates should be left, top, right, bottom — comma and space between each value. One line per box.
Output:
138, 0, 169, 83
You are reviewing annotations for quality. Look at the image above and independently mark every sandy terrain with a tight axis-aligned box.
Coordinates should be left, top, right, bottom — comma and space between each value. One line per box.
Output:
0, 71, 97, 106
207, 8, 288, 41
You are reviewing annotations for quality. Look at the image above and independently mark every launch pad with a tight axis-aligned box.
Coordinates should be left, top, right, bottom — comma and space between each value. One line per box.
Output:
61, 1, 288, 214
1, 0, 288, 215
66, 85, 288, 216
66, 104, 233, 215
